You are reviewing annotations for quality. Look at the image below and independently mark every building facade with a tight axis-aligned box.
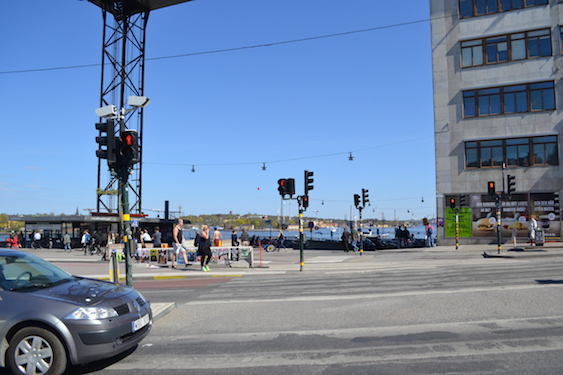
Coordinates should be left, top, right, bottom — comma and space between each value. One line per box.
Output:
430, 0, 562, 244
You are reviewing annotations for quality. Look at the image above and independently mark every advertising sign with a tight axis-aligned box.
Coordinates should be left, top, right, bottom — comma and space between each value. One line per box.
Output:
445, 207, 472, 237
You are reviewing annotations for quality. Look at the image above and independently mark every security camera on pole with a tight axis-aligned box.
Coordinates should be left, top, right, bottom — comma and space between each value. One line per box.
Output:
95, 96, 149, 287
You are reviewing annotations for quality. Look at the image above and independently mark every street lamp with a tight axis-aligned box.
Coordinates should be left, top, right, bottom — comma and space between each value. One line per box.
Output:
94, 95, 150, 287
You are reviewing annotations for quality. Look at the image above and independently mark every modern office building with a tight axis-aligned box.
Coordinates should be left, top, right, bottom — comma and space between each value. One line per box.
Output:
430, 0, 561, 244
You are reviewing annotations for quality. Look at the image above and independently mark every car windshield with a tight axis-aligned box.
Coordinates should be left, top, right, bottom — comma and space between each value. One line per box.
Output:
0, 252, 73, 291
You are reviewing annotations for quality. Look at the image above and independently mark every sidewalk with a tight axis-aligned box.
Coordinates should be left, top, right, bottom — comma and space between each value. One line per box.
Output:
15, 241, 563, 282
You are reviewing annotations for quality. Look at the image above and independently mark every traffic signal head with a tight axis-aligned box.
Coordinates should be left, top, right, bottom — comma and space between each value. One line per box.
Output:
304, 170, 314, 194
277, 179, 287, 197
487, 181, 496, 196
460, 194, 466, 207
507, 175, 516, 196
449, 197, 456, 209
362, 189, 370, 206
354, 194, 360, 209
95, 120, 117, 169
118, 129, 139, 167
286, 178, 295, 197
302, 195, 309, 209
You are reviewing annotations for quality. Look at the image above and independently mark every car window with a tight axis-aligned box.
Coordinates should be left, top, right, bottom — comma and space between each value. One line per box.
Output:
0, 254, 73, 291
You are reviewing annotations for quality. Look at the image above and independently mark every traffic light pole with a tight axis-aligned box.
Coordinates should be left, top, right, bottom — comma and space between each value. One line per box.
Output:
454, 208, 459, 250
495, 194, 502, 254
298, 197, 304, 272
358, 207, 363, 255
117, 168, 134, 286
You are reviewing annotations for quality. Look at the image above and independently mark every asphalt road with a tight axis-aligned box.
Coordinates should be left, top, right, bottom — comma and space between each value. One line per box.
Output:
58, 251, 563, 375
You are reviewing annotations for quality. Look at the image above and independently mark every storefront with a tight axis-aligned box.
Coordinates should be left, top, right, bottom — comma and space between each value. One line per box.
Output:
444, 192, 560, 242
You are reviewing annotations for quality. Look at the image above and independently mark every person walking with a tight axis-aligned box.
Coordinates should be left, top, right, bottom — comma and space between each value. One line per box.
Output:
341, 228, 351, 252
350, 225, 359, 252
33, 231, 42, 249
529, 214, 538, 246
276, 229, 286, 249
198, 225, 212, 271
81, 230, 90, 255
172, 219, 190, 268
63, 232, 72, 252
425, 223, 434, 247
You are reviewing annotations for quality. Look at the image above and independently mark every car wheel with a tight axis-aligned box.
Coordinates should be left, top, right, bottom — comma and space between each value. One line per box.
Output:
6, 327, 67, 375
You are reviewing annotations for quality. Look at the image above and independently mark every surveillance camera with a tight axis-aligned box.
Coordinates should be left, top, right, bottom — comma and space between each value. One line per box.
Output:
95, 105, 117, 118
128, 96, 150, 108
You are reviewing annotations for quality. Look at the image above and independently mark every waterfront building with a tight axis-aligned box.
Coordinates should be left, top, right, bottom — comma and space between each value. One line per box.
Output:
430, 0, 561, 244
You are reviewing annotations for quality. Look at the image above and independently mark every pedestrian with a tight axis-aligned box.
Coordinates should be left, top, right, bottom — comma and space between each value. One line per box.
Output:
81, 230, 90, 255
152, 226, 162, 248
63, 232, 72, 252
277, 229, 286, 249
198, 225, 212, 272
172, 219, 190, 268
425, 223, 434, 247
231, 230, 239, 246
529, 214, 538, 246
33, 231, 42, 249
350, 225, 359, 252
341, 228, 351, 252
240, 228, 250, 246
140, 229, 151, 248
213, 227, 223, 247
404, 227, 410, 247
7, 232, 19, 250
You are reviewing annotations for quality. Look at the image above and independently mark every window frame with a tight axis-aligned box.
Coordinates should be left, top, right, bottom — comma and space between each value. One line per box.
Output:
465, 136, 558, 169
459, 0, 547, 19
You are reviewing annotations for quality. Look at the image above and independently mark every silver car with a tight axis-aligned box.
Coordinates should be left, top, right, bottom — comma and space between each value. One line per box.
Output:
0, 250, 152, 375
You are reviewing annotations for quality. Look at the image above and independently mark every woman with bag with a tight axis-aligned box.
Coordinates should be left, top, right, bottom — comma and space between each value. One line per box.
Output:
199, 225, 212, 272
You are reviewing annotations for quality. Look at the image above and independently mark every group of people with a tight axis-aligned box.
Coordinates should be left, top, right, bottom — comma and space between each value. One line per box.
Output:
341, 226, 360, 252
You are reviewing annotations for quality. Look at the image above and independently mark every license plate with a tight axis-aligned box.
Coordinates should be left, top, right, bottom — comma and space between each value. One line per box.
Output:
132, 314, 150, 332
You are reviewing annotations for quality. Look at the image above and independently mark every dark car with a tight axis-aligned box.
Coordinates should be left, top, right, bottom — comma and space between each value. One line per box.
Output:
0, 250, 152, 375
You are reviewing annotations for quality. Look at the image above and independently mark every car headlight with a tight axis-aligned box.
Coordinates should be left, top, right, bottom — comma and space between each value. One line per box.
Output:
64, 307, 119, 320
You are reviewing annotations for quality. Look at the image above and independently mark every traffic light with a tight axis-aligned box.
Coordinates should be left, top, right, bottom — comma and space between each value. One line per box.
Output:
118, 129, 139, 167
449, 197, 456, 209
277, 179, 287, 197
286, 178, 295, 197
354, 194, 360, 208
298, 195, 309, 209
460, 194, 466, 207
95, 120, 117, 169
507, 175, 515, 196
362, 189, 370, 207
304, 170, 314, 195
487, 181, 496, 196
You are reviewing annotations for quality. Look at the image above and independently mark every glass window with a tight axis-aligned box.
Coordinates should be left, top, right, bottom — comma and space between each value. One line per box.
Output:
511, 33, 526, 60
463, 91, 476, 117
530, 82, 555, 111
462, 39, 483, 67
460, 0, 474, 17
504, 85, 527, 113
500, 0, 512, 10
476, 0, 487, 15
528, 29, 552, 57
532, 137, 557, 165
478, 88, 501, 115
466, 147, 479, 168
486, 36, 509, 63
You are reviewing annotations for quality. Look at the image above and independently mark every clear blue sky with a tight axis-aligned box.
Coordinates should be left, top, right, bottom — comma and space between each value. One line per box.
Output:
0, 0, 435, 221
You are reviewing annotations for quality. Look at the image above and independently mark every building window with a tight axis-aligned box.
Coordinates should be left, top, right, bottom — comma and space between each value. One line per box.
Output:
461, 29, 551, 68
459, 0, 547, 18
465, 136, 558, 169
463, 82, 555, 118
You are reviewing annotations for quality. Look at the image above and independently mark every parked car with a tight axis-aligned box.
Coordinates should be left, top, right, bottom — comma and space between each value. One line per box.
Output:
0, 249, 152, 375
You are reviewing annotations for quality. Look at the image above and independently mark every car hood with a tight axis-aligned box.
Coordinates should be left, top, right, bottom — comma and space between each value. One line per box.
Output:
29, 277, 133, 305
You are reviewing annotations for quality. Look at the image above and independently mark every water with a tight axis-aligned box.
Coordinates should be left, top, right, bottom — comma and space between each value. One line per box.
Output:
184, 225, 428, 241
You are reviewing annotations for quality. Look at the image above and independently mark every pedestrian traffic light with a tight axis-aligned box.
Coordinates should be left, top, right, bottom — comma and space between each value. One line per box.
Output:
277, 179, 287, 197
304, 170, 314, 194
95, 119, 117, 169
286, 178, 295, 197
118, 129, 139, 167
302, 195, 309, 209
460, 194, 466, 207
507, 175, 515, 196
487, 181, 496, 196
354, 194, 360, 208
449, 197, 456, 209
362, 189, 370, 207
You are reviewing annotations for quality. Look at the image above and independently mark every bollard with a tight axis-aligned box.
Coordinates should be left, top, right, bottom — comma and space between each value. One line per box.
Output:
109, 251, 120, 283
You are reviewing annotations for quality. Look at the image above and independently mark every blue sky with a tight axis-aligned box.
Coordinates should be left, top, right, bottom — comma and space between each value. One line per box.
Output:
0, 0, 435, 221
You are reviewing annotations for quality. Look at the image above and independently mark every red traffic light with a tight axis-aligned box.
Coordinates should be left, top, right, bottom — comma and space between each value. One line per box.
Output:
123, 133, 134, 146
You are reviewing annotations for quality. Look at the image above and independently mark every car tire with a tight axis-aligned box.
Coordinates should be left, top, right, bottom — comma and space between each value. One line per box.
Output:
6, 327, 67, 375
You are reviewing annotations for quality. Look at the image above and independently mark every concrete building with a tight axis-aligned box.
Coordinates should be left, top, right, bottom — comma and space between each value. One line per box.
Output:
430, 0, 561, 244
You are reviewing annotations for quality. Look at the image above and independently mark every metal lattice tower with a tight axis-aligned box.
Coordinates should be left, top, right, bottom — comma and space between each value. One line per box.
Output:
90, 0, 193, 214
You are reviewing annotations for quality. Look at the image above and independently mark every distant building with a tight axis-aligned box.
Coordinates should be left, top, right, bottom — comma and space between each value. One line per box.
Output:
430, 0, 561, 244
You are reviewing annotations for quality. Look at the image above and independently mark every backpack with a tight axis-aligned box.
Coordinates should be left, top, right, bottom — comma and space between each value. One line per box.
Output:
194, 233, 200, 247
